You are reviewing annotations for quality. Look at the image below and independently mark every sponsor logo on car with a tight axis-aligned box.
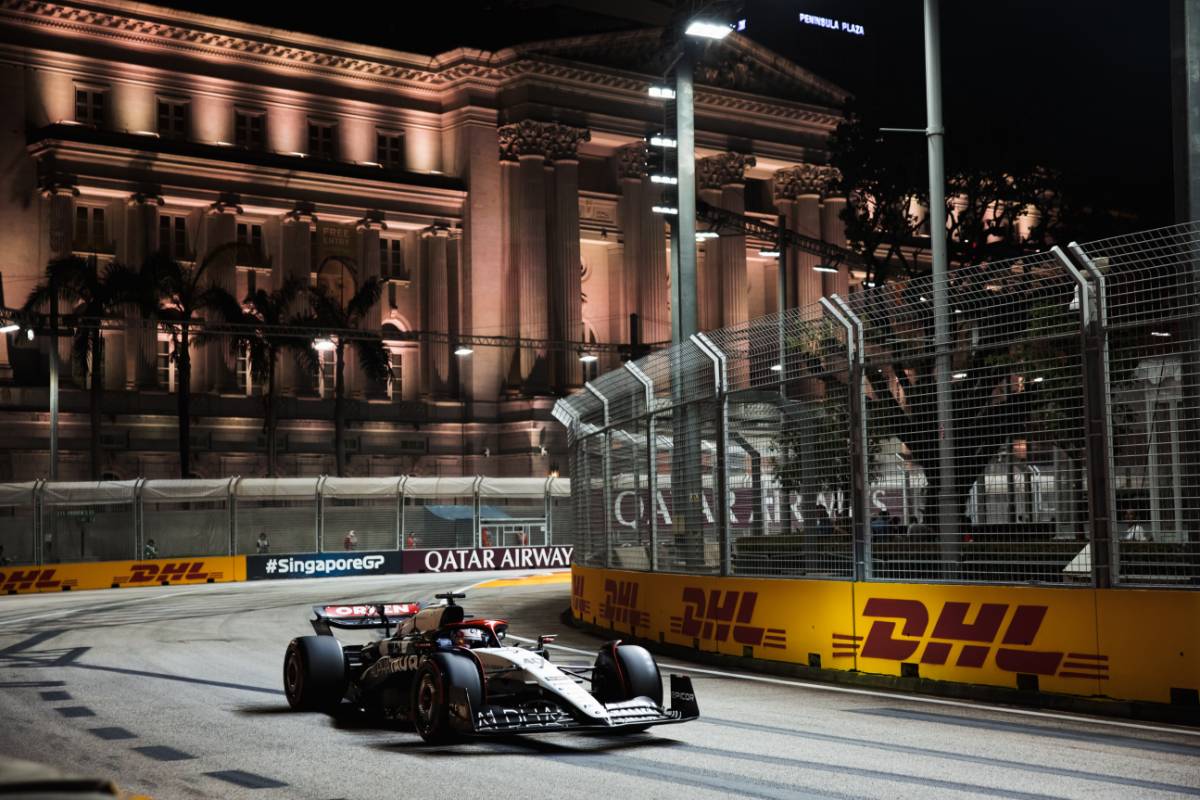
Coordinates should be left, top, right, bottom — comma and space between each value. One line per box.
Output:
669, 588, 787, 649
387, 655, 421, 673
322, 603, 419, 619
843, 598, 1109, 680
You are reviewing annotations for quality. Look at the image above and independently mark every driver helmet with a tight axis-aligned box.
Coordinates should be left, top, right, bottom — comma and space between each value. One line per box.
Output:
453, 627, 486, 649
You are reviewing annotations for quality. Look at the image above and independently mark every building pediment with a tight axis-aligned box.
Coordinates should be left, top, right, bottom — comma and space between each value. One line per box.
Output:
511, 29, 850, 107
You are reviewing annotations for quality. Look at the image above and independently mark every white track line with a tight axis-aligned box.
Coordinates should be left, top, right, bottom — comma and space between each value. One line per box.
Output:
505, 634, 1200, 739
0, 586, 214, 628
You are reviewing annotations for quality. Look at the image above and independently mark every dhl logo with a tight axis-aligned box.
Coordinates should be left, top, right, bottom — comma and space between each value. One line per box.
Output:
571, 574, 591, 616
600, 579, 648, 629
670, 588, 786, 650
842, 598, 1109, 680
0, 568, 76, 592
112, 562, 217, 585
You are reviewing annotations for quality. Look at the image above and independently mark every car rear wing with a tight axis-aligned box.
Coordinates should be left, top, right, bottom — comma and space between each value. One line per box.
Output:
310, 602, 420, 635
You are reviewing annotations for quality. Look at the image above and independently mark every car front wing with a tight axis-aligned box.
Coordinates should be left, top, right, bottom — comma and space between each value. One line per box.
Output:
449, 675, 699, 735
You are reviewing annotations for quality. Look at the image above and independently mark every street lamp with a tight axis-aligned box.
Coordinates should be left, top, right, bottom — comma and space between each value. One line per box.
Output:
454, 344, 471, 475
685, 20, 734, 39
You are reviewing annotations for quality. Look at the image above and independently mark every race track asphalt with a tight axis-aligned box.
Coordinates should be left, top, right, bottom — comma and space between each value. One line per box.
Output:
0, 571, 1197, 800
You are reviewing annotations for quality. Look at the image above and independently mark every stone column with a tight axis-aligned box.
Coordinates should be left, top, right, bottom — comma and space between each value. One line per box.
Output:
422, 226, 450, 397
44, 180, 76, 261
547, 124, 589, 391
277, 202, 315, 396
455, 112, 503, 411
204, 197, 238, 394
820, 192, 849, 298
616, 143, 644, 341
699, 153, 756, 329
500, 158, 522, 393
696, 183, 721, 332
122, 192, 162, 389
42, 179, 77, 372
774, 165, 839, 318
615, 142, 671, 346
640, 180, 671, 346
356, 212, 386, 399
498, 121, 555, 392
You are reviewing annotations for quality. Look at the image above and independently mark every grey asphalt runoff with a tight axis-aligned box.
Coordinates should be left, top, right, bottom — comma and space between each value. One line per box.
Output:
0, 571, 1196, 800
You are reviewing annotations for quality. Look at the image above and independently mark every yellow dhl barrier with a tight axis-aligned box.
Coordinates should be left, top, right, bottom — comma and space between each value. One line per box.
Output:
571, 565, 1200, 706
0, 556, 247, 595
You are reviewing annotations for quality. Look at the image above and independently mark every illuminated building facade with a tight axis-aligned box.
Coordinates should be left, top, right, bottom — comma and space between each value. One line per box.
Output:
0, 0, 850, 479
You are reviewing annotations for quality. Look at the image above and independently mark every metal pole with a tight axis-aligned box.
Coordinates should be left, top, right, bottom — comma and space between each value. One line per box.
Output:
671, 40, 698, 345
777, 223, 787, 382
924, 0, 957, 572
49, 279, 59, 481
1171, 0, 1200, 222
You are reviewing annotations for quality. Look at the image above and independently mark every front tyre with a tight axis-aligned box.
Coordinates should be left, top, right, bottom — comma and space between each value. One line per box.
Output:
411, 653, 482, 743
283, 636, 347, 712
593, 641, 663, 705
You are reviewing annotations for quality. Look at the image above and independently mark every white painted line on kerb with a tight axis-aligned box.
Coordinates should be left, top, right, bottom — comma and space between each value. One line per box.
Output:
506, 634, 1200, 739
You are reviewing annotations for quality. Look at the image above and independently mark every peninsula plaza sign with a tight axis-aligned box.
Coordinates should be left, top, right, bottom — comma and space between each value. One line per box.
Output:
797, 12, 865, 36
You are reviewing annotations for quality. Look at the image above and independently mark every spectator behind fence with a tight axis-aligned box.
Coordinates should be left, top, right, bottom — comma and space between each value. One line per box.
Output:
870, 509, 888, 541
406, 532, 416, 549
344, 530, 358, 551
144, 538, 158, 559
1121, 510, 1150, 542
256, 531, 270, 554
908, 518, 932, 539
0, 545, 10, 566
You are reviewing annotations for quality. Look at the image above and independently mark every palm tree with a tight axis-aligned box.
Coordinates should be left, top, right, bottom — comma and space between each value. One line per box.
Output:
23, 255, 123, 480
112, 246, 241, 478
294, 272, 390, 476
205, 278, 305, 477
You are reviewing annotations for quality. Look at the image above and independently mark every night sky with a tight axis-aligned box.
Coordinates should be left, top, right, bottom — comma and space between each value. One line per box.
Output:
167, 0, 1175, 230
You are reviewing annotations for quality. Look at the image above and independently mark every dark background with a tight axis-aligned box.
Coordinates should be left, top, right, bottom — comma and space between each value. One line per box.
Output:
163, 0, 1175, 230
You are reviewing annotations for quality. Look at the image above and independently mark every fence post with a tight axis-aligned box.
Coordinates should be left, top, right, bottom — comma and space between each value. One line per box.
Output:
543, 474, 554, 545
584, 382, 611, 569
693, 332, 730, 577
315, 476, 326, 553
551, 399, 582, 558
32, 479, 43, 566
395, 476, 405, 550
821, 297, 869, 581
398, 475, 408, 550
133, 477, 145, 561
472, 475, 483, 548
229, 476, 241, 556
831, 295, 869, 581
1054, 245, 1114, 588
625, 361, 657, 571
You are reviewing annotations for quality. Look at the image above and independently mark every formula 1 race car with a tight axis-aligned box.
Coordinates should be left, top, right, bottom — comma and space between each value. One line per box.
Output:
282, 592, 699, 742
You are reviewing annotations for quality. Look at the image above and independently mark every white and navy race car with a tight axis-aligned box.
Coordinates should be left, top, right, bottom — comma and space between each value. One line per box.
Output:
283, 592, 699, 742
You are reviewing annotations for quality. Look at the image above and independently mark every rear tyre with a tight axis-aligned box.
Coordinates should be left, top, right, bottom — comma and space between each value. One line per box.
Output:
411, 653, 482, 743
283, 636, 347, 712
